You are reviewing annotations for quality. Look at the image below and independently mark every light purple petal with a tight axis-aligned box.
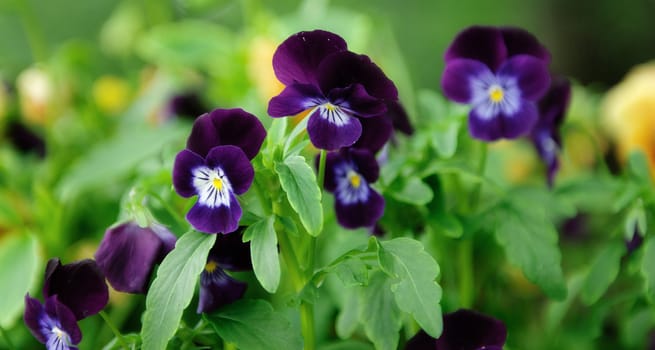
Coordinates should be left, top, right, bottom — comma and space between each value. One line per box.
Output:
442, 59, 494, 104
24, 294, 48, 343
173, 149, 205, 198
197, 267, 247, 314
445, 26, 507, 71
272, 30, 348, 86
497, 55, 550, 101
268, 83, 324, 117
187, 193, 242, 234
500, 27, 551, 62
469, 99, 538, 141
335, 187, 384, 229
330, 84, 387, 118
307, 108, 362, 150
205, 145, 254, 195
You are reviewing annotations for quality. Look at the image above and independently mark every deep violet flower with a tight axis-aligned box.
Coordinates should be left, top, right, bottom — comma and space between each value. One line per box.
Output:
166, 92, 208, 120
24, 295, 82, 350
268, 30, 398, 150
5, 121, 46, 158
441, 26, 551, 141
529, 77, 571, 187
324, 148, 384, 229
197, 230, 252, 313
94, 221, 177, 293
405, 309, 507, 350
42, 258, 109, 321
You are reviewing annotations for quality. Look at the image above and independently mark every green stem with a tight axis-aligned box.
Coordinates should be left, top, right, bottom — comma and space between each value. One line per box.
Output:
99, 310, 128, 349
300, 301, 315, 350
468, 142, 488, 212
458, 239, 474, 308
0, 324, 16, 350
317, 150, 327, 189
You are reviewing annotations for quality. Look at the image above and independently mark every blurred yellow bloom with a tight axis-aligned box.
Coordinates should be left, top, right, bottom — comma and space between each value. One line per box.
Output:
247, 36, 284, 104
602, 62, 655, 173
92, 75, 131, 115
17, 67, 53, 125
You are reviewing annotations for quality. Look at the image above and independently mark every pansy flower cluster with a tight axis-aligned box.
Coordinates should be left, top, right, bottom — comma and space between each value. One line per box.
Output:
24, 259, 109, 350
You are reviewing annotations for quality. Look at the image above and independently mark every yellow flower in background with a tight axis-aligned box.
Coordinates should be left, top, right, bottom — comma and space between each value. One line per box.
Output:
247, 36, 284, 104
602, 62, 655, 173
92, 75, 131, 115
17, 67, 53, 125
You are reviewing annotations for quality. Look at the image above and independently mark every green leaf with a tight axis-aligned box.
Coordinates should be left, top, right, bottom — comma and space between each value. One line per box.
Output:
319, 340, 374, 350
390, 177, 434, 205
0, 233, 39, 328
494, 199, 567, 300
336, 292, 360, 339
275, 155, 323, 236
641, 238, 655, 302
333, 256, 369, 287
359, 272, 402, 350
206, 299, 302, 350
141, 231, 216, 350
243, 216, 280, 293
581, 241, 625, 305
378, 238, 443, 337
628, 151, 652, 182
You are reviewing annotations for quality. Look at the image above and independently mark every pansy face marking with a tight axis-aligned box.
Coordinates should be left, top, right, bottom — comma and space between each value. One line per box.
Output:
45, 324, 74, 350
335, 164, 370, 205
469, 73, 522, 121
318, 102, 351, 127
193, 166, 234, 208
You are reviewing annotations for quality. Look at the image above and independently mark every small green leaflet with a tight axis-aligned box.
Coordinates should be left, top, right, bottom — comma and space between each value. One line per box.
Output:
378, 238, 443, 338
275, 155, 323, 236
141, 231, 216, 350
581, 241, 625, 305
206, 299, 302, 350
243, 216, 280, 293
641, 238, 655, 303
390, 177, 434, 206
359, 272, 402, 350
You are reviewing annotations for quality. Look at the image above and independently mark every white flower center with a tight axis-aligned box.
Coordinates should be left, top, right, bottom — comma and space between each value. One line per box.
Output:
318, 102, 351, 126
470, 73, 521, 120
46, 326, 73, 350
335, 164, 369, 204
192, 166, 233, 208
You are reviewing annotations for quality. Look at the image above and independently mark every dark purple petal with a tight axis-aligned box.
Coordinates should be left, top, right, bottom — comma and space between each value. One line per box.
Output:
210, 229, 252, 271
197, 267, 247, 314
45, 296, 82, 345
441, 59, 493, 104
317, 51, 398, 100
268, 83, 324, 117
187, 108, 267, 160
435, 309, 507, 350
173, 149, 205, 198
330, 84, 387, 118
205, 145, 254, 195
352, 115, 393, 154
500, 27, 551, 63
497, 55, 550, 101
6, 121, 46, 158
307, 108, 362, 150
43, 259, 108, 320
166, 92, 208, 120
445, 26, 507, 71
323, 152, 342, 192
626, 228, 644, 255
24, 294, 82, 347
477, 347, 503, 350
24, 294, 48, 343
404, 330, 436, 350
469, 100, 538, 141
272, 30, 348, 86
385, 100, 414, 135
187, 193, 242, 234
537, 76, 571, 129
335, 187, 384, 229
95, 222, 176, 294
349, 148, 380, 183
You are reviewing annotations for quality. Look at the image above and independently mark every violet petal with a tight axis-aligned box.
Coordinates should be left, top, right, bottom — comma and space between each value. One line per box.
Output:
441, 59, 493, 104
497, 55, 550, 101
306, 107, 362, 150
173, 149, 205, 198
197, 267, 247, 314
210, 230, 252, 272
444, 26, 507, 71
329, 84, 388, 118
352, 115, 393, 154
500, 27, 551, 63
205, 145, 254, 195
187, 193, 242, 234
435, 309, 507, 350
349, 148, 381, 183
335, 187, 385, 229
268, 83, 324, 117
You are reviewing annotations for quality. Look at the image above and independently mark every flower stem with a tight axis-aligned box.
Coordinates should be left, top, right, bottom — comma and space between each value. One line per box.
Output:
99, 310, 129, 349
468, 142, 488, 212
317, 150, 328, 189
0, 324, 16, 350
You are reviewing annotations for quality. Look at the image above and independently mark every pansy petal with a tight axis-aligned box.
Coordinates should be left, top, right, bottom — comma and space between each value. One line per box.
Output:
173, 149, 205, 198
43, 259, 108, 320
501, 27, 551, 62
95, 222, 173, 294
349, 148, 380, 183
532, 131, 560, 187
268, 83, 324, 117
307, 108, 362, 150
151, 224, 178, 260
197, 268, 247, 314
404, 330, 435, 350
329, 84, 387, 118
323, 152, 341, 192
187, 108, 266, 160
442, 59, 494, 104
211, 230, 252, 272
497, 55, 550, 101
335, 187, 384, 229
272, 30, 348, 86
445, 26, 507, 71
205, 145, 254, 195
353, 115, 393, 154
45, 295, 82, 345
537, 76, 571, 128
385, 100, 414, 135
24, 294, 48, 343
317, 51, 398, 100
187, 193, 242, 234
435, 309, 507, 350
498, 100, 539, 139
468, 104, 503, 141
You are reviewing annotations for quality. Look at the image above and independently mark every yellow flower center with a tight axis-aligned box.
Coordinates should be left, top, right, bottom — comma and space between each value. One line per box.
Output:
205, 261, 218, 273
489, 86, 504, 103
348, 171, 361, 188
324, 103, 337, 112
212, 178, 223, 190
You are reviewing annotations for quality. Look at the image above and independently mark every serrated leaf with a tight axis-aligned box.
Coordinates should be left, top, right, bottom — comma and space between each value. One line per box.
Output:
359, 272, 402, 350
275, 155, 323, 236
378, 238, 442, 337
581, 241, 625, 305
141, 231, 216, 350
0, 233, 39, 328
207, 299, 302, 350
243, 216, 280, 293
390, 177, 434, 205
641, 238, 655, 302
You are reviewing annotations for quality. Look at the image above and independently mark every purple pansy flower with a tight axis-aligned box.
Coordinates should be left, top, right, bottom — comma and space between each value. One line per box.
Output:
529, 76, 571, 187
324, 148, 384, 229
405, 309, 507, 350
24, 295, 82, 350
165, 92, 208, 120
268, 30, 398, 150
197, 230, 252, 313
42, 258, 109, 321
94, 221, 177, 293
441, 26, 551, 141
